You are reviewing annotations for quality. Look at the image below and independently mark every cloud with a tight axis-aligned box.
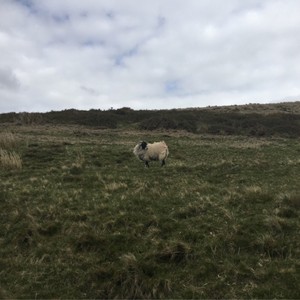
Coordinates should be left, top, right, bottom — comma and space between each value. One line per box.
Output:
0, 67, 20, 90
0, 0, 300, 112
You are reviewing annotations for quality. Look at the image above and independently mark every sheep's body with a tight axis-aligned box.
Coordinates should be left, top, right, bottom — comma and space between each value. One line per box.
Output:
133, 141, 169, 167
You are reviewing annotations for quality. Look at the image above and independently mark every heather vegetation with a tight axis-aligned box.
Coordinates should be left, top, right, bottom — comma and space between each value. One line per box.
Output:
0, 102, 300, 298
1, 102, 300, 137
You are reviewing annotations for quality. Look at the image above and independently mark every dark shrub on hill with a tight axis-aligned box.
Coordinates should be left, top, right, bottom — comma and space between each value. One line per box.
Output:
78, 111, 118, 128
139, 117, 177, 131
0, 112, 44, 125
203, 112, 300, 137
114, 107, 134, 115
262, 113, 300, 137
43, 109, 118, 128
0, 112, 17, 123
139, 116, 197, 132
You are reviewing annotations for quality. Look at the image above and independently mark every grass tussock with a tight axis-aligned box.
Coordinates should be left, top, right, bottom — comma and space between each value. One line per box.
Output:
279, 193, 300, 209
155, 241, 192, 263
0, 131, 20, 150
0, 131, 22, 169
103, 253, 172, 299
0, 149, 22, 169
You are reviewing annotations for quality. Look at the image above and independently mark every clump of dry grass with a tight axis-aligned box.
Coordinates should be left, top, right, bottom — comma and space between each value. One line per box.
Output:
155, 241, 192, 263
0, 131, 19, 150
104, 253, 171, 299
280, 193, 300, 209
104, 181, 128, 191
0, 149, 22, 169
275, 193, 300, 218
0, 131, 22, 169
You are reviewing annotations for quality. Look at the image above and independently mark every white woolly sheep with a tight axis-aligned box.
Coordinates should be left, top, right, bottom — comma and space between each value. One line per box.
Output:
133, 141, 169, 168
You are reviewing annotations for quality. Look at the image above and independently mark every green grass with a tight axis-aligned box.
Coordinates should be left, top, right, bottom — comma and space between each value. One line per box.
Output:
0, 125, 300, 299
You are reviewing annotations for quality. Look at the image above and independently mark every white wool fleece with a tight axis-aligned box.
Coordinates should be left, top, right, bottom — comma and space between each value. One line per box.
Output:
133, 141, 169, 163
143, 141, 169, 162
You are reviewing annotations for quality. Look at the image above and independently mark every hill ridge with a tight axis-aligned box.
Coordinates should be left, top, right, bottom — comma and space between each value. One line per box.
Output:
1, 101, 299, 137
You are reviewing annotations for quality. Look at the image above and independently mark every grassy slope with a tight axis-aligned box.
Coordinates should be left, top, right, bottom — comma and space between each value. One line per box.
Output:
0, 124, 300, 298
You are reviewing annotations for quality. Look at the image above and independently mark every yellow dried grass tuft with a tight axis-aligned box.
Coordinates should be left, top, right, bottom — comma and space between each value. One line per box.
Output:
0, 149, 22, 169
0, 131, 19, 150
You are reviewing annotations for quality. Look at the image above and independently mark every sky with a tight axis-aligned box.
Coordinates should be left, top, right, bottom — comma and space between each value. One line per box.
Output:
1, 0, 300, 112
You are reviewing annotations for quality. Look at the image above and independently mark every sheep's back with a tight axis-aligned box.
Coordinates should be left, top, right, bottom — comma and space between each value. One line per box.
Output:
147, 141, 169, 161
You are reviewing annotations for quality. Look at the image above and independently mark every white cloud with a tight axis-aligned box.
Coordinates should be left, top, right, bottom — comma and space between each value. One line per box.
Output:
0, 0, 300, 112
0, 67, 20, 90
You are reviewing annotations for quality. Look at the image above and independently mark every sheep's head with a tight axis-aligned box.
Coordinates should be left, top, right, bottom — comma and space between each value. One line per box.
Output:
134, 141, 147, 150
140, 141, 147, 150
133, 141, 148, 157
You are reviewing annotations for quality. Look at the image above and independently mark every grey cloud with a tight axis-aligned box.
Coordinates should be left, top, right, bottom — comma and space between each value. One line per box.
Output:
0, 68, 21, 90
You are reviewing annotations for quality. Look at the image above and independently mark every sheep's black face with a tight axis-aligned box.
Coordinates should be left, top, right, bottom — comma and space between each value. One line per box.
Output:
141, 141, 147, 149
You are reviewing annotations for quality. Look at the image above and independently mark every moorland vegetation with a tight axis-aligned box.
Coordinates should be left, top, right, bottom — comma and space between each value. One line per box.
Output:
1, 101, 300, 137
0, 102, 299, 298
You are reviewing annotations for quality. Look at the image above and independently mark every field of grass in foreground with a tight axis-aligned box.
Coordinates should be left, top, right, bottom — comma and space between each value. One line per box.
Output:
0, 125, 300, 299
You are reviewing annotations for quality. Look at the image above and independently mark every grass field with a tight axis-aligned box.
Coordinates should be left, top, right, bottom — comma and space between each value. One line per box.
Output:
0, 124, 300, 298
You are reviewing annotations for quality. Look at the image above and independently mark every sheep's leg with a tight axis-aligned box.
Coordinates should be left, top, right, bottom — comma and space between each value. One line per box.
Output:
145, 161, 150, 168
161, 160, 165, 167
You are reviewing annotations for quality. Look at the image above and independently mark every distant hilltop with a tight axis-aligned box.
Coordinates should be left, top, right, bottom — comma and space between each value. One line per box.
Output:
0, 101, 300, 138
178, 101, 300, 115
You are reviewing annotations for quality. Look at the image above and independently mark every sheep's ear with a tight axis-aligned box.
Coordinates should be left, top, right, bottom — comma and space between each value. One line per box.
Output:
141, 141, 147, 149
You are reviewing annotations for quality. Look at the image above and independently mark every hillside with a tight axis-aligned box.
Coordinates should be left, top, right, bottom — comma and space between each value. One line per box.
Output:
0, 101, 300, 137
0, 122, 300, 298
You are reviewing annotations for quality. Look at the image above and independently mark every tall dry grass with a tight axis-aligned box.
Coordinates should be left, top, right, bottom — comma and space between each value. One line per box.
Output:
0, 149, 22, 169
0, 131, 22, 169
0, 131, 19, 150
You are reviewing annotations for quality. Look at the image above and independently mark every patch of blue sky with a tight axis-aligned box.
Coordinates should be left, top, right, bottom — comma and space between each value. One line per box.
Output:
15, 0, 33, 9
114, 45, 139, 66
157, 16, 166, 29
163, 80, 198, 98
114, 15, 166, 67
15, 0, 70, 23
164, 80, 181, 94
15, 0, 38, 14
51, 13, 70, 23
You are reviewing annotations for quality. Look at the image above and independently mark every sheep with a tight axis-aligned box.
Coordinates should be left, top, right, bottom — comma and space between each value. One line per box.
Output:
133, 140, 169, 168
